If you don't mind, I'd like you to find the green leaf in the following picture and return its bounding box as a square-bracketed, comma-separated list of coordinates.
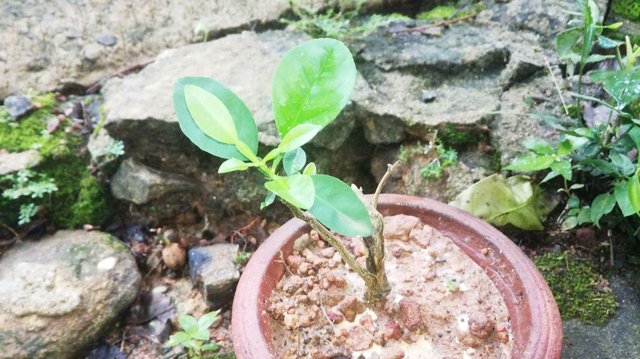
[590, 193, 616, 226]
[308, 174, 373, 237]
[576, 206, 592, 225]
[218, 158, 250, 173]
[585, 54, 614, 64]
[184, 84, 238, 144]
[173, 77, 258, 160]
[598, 36, 624, 49]
[201, 343, 220, 352]
[561, 216, 579, 231]
[197, 311, 220, 330]
[265, 174, 315, 209]
[523, 138, 553, 155]
[557, 139, 574, 156]
[589, 69, 640, 108]
[283, 148, 306, 176]
[555, 28, 581, 59]
[192, 327, 210, 341]
[550, 160, 572, 181]
[580, 0, 599, 67]
[628, 126, 640, 150]
[609, 152, 635, 176]
[505, 155, 555, 172]
[179, 315, 199, 335]
[614, 181, 636, 217]
[165, 332, 191, 347]
[260, 192, 276, 210]
[449, 174, 558, 231]
[279, 124, 322, 153]
[303, 162, 317, 176]
[628, 173, 640, 214]
[272, 38, 357, 137]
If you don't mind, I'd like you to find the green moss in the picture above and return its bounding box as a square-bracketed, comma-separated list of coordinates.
[534, 251, 617, 325]
[0, 93, 78, 158]
[101, 234, 126, 251]
[70, 174, 111, 227]
[437, 124, 483, 148]
[612, 0, 640, 21]
[417, 5, 457, 21]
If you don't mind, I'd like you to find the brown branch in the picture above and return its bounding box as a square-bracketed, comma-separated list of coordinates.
[372, 160, 401, 210]
[0, 220, 20, 247]
[390, 14, 477, 34]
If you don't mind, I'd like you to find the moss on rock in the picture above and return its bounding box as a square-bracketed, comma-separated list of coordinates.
[534, 251, 617, 325]
[612, 0, 640, 22]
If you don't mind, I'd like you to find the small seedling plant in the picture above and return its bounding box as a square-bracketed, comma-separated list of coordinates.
[165, 311, 221, 358]
[505, 0, 640, 236]
[173, 38, 390, 300]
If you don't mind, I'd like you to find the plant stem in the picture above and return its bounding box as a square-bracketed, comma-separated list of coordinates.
[285, 203, 388, 301]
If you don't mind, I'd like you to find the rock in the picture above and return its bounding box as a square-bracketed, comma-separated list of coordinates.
[381, 346, 405, 359]
[188, 244, 240, 309]
[398, 299, 422, 331]
[337, 296, 363, 322]
[110, 158, 196, 205]
[0, 0, 296, 99]
[3, 95, 33, 119]
[0, 150, 41, 175]
[162, 243, 187, 271]
[383, 214, 420, 241]
[348, 326, 374, 351]
[468, 313, 495, 339]
[95, 33, 118, 47]
[87, 129, 122, 171]
[0, 230, 140, 358]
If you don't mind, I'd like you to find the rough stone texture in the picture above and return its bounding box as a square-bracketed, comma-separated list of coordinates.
[490, 75, 560, 165]
[111, 158, 195, 205]
[0, 149, 41, 175]
[87, 129, 121, 171]
[562, 273, 640, 359]
[3, 95, 32, 119]
[0, 230, 140, 359]
[0, 0, 296, 99]
[188, 244, 240, 309]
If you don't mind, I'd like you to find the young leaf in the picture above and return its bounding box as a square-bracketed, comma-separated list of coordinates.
[165, 332, 191, 347]
[590, 193, 616, 226]
[178, 315, 199, 336]
[628, 126, 640, 150]
[523, 138, 553, 155]
[184, 85, 238, 145]
[598, 36, 624, 49]
[590, 69, 640, 108]
[279, 124, 322, 153]
[303, 162, 317, 176]
[555, 28, 581, 59]
[609, 152, 635, 176]
[628, 173, 640, 214]
[260, 192, 276, 210]
[198, 311, 220, 330]
[557, 139, 574, 157]
[265, 174, 315, 209]
[201, 343, 220, 352]
[272, 38, 357, 137]
[218, 158, 250, 173]
[283, 148, 307, 176]
[550, 160, 572, 181]
[505, 155, 555, 172]
[308, 174, 373, 237]
[174, 77, 258, 160]
[614, 181, 636, 217]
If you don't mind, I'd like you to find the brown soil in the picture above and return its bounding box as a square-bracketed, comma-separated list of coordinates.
[268, 214, 513, 359]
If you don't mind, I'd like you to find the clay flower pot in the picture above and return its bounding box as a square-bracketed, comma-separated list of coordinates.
[232, 194, 562, 358]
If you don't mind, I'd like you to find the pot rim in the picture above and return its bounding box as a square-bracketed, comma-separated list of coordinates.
[232, 194, 562, 359]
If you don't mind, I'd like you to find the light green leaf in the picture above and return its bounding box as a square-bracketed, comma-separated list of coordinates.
[585, 54, 614, 64]
[279, 124, 322, 153]
[628, 173, 640, 214]
[272, 38, 357, 137]
[598, 36, 624, 48]
[192, 327, 210, 341]
[283, 148, 306, 176]
[628, 126, 640, 150]
[165, 332, 191, 347]
[561, 216, 579, 231]
[524, 138, 553, 155]
[201, 343, 220, 352]
[505, 155, 555, 172]
[450, 174, 558, 230]
[179, 315, 199, 335]
[184, 85, 238, 145]
[197, 311, 220, 330]
[590, 193, 616, 226]
[308, 174, 373, 237]
[609, 152, 635, 176]
[590, 69, 640, 108]
[557, 139, 574, 157]
[550, 160, 572, 181]
[218, 158, 250, 173]
[174, 77, 258, 160]
[614, 181, 636, 217]
[576, 206, 592, 224]
[303, 162, 317, 176]
[265, 174, 315, 209]
[260, 192, 276, 210]
[555, 28, 581, 59]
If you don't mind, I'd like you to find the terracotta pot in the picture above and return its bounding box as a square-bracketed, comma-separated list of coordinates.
[232, 194, 562, 358]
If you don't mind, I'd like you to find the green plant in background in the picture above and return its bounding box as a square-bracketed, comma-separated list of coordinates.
[233, 251, 252, 265]
[165, 311, 221, 358]
[174, 38, 391, 300]
[284, 0, 410, 40]
[421, 143, 458, 180]
[1, 170, 57, 225]
[464, 0, 640, 237]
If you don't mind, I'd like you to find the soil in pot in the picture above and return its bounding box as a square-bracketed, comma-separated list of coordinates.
[267, 214, 513, 358]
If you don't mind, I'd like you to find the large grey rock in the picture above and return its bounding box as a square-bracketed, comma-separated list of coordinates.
[0, 150, 41, 175]
[111, 158, 195, 205]
[188, 244, 240, 309]
[0, 0, 294, 99]
[0, 230, 140, 359]
[3, 95, 32, 119]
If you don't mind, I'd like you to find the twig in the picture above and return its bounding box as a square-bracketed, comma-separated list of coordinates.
[544, 56, 570, 115]
[318, 279, 336, 333]
[279, 250, 294, 276]
[372, 160, 401, 210]
[390, 14, 477, 34]
[0, 220, 20, 246]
